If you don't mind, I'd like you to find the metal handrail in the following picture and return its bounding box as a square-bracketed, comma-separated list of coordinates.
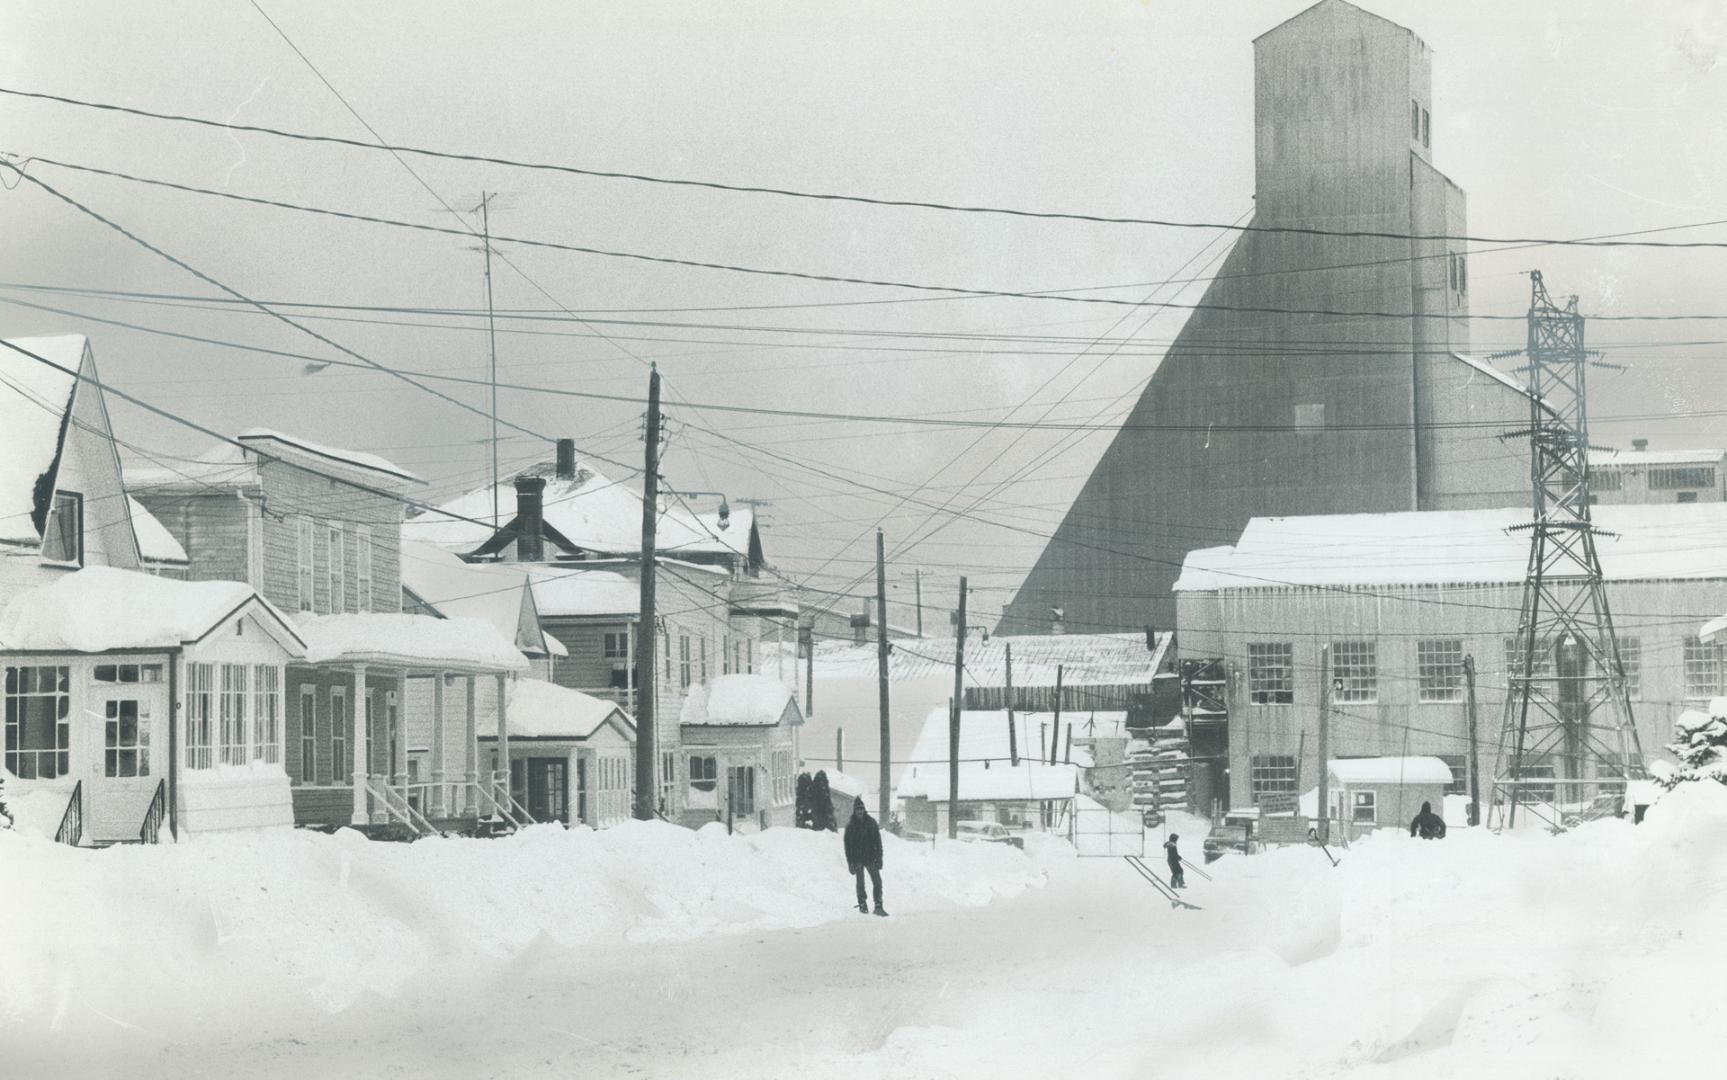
[140, 779, 167, 844]
[55, 781, 83, 847]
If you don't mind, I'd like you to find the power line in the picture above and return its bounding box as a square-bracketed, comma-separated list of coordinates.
[8, 84, 1727, 249]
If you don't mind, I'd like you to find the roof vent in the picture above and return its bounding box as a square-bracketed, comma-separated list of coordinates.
[1632, 438, 1649, 451]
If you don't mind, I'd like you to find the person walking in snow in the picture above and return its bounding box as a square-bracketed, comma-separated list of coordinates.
[1409, 801, 1447, 839]
[843, 796, 886, 916]
[1163, 833, 1186, 888]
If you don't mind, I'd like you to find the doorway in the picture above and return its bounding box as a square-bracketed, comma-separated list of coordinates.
[525, 757, 569, 824]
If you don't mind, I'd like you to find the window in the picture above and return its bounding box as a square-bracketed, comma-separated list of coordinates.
[104, 698, 151, 777]
[700, 637, 708, 681]
[94, 664, 162, 683]
[1249, 754, 1297, 804]
[722, 635, 731, 675]
[354, 525, 373, 613]
[1592, 469, 1623, 491]
[1511, 760, 1556, 804]
[4, 665, 70, 779]
[772, 749, 793, 805]
[1247, 643, 1294, 704]
[328, 524, 346, 614]
[1683, 640, 1721, 699]
[330, 687, 348, 782]
[1411, 100, 1421, 140]
[602, 632, 630, 660]
[299, 686, 317, 782]
[679, 635, 692, 690]
[219, 664, 249, 765]
[40, 491, 83, 566]
[1351, 791, 1377, 824]
[1437, 754, 1469, 796]
[1421, 108, 1430, 148]
[664, 635, 671, 682]
[1650, 465, 1715, 490]
[747, 639, 754, 674]
[1449, 253, 1458, 291]
[1504, 636, 1555, 691]
[688, 754, 717, 792]
[1618, 637, 1641, 699]
[1417, 640, 1464, 703]
[660, 749, 676, 814]
[296, 516, 315, 612]
[1458, 255, 1467, 294]
[1678, 491, 1699, 504]
[1331, 641, 1377, 703]
[252, 666, 280, 763]
[1293, 403, 1324, 432]
[727, 764, 756, 815]
[176, 662, 213, 769]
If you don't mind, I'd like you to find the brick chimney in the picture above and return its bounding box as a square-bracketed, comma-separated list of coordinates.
[556, 438, 577, 481]
[1632, 438, 1649, 451]
[514, 475, 547, 562]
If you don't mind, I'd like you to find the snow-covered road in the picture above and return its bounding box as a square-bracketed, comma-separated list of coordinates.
[6, 788, 1726, 1079]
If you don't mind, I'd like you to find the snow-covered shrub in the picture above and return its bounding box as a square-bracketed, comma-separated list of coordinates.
[1659, 695, 1727, 789]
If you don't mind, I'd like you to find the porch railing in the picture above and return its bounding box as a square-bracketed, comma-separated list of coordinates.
[55, 781, 83, 847]
[139, 779, 167, 844]
[464, 774, 533, 831]
[366, 775, 437, 837]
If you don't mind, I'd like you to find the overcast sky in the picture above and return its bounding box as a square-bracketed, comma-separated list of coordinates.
[3, 0, 1726, 620]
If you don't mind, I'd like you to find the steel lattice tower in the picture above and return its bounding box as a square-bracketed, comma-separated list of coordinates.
[1492, 271, 1646, 829]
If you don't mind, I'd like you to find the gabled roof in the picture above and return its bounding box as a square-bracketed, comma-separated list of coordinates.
[1254, 0, 1414, 46]
[897, 761, 1079, 803]
[400, 539, 562, 656]
[405, 458, 756, 564]
[680, 674, 802, 727]
[1175, 504, 1727, 592]
[483, 678, 634, 741]
[238, 429, 423, 486]
[127, 432, 420, 493]
[128, 496, 189, 567]
[0, 335, 85, 547]
[904, 707, 1111, 771]
[0, 565, 305, 654]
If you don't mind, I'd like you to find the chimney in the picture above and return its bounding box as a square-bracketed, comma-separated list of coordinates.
[514, 476, 547, 562]
[1631, 438, 1649, 452]
[555, 438, 577, 481]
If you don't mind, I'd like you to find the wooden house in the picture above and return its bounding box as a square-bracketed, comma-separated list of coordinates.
[476, 678, 635, 827]
[677, 674, 801, 830]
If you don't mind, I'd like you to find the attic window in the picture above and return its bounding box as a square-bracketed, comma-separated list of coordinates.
[41, 491, 83, 566]
[1411, 100, 1420, 140]
[1421, 108, 1430, 148]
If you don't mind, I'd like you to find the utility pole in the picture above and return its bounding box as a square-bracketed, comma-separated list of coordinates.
[1464, 654, 1481, 827]
[875, 529, 891, 822]
[1294, 730, 1307, 810]
[479, 192, 500, 530]
[1005, 643, 1018, 766]
[914, 568, 923, 638]
[633, 366, 661, 821]
[836, 728, 844, 774]
[1050, 664, 1064, 765]
[1317, 644, 1332, 844]
[949, 576, 967, 840]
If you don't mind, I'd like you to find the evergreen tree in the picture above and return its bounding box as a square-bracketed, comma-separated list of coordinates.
[1659, 700, 1727, 788]
[794, 772, 814, 829]
[811, 771, 837, 831]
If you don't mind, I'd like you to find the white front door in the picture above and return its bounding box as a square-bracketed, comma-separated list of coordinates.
[86, 670, 168, 840]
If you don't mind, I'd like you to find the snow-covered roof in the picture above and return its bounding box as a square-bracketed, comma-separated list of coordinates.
[400, 539, 556, 655]
[1174, 504, 1727, 592]
[488, 678, 632, 741]
[1593, 447, 1725, 468]
[293, 613, 527, 672]
[680, 673, 801, 727]
[124, 442, 259, 492]
[0, 566, 303, 654]
[1701, 615, 1727, 643]
[897, 761, 1079, 803]
[237, 429, 422, 485]
[822, 770, 869, 798]
[526, 565, 641, 618]
[1327, 756, 1454, 786]
[404, 459, 749, 561]
[0, 335, 84, 547]
[905, 707, 1107, 771]
[795, 631, 1168, 686]
[128, 496, 189, 566]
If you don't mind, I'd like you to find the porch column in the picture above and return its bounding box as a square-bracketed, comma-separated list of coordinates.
[495, 672, 510, 798]
[350, 663, 368, 827]
[464, 674, 478, 816]
[431, 671, 447, 818]
[393, 669, 409, 800]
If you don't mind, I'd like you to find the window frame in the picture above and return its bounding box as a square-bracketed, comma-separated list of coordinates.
[679, 635, 692, 690]
[4, 664, 71, 779]
[602, 632, 630, 661]
[1416, 639, 1464, 703]
[104, 696, 152, 778]
[1617, 636, 1641, 699]
[1330, 640, 1378, 704]
[1351, 790, 1377, 824]
[330, 685, 349, 782]
[296, 516, 316, 612]
[218, 663, 249, 766]
[354, 524, 373, 613]
[1249, 754, 1297, 804]
[299, 685, 318, 783]
[252, 665, 281, 764]
[185, 662, 216, 770]
[41, 490, 84, 567]
[1246, 642, 1294, 705]
[327, 523, 347, 615]
[1683, 640, 1721, 700]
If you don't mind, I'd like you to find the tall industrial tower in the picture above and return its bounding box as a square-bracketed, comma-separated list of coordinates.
[1493, 271, 1646, 828]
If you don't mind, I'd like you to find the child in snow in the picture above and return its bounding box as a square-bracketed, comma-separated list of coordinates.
[843, 796, 887, 916]
[1409, 801, 1447, 839]
[1164, 834, 1186, 888]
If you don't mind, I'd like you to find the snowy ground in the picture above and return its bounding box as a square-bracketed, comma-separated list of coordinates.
[4, 787, 1725, 1079]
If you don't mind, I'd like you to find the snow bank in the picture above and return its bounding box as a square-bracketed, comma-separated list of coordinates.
[0, 820, 1045, 1023]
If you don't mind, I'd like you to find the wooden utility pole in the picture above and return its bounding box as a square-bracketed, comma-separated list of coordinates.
[1317, 644, 1332, 844]
[1050, 664, 1064, 765]
[949, 576, 967, 839]
[805, 625, 815, 724]
[875, 529, 891, 821]
[1295, 729, 1307, 810]
[836, 728, 845, 774]
[1005, 643, 1019, 766]
[632, 366, 661, 820]
[914, 568, 923, 638]
[1464, 654, 1481, 827]
[479, 192, 500, 530]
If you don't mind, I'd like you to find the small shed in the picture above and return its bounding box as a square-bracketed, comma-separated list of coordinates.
[678, 674, 802, 830]
[476, 678, 634, 828]
[896, 761, 1080, 837]
[1325, 756, 1452, 833]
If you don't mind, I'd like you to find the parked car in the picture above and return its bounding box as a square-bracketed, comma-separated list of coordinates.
[1202, 823, 1251, 863]
[1560, 792, 1625, 830]
[954, 821, 1025, 849]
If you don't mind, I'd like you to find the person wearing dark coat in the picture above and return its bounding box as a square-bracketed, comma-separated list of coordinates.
[843, 796, 886, 915]
[1163, 834, 1186, 888]
[1409, 801, 1448, 839]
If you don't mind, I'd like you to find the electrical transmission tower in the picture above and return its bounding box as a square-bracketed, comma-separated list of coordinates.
[1492, 271, 1645, 829]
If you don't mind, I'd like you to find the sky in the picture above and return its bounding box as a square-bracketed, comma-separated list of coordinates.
[3, 0, 1726, 624]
